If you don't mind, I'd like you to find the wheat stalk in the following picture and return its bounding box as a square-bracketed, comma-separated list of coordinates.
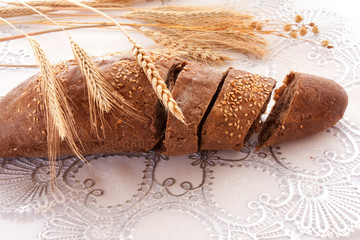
[141, 26, 267, 61]
[0, 17, 85, 183]
[9, 0, 134, 8]
[122, 6, 268, 60]
[1, 0, 131, 19]
[0, 23, 109, 43]
[67, 0, 186, 124]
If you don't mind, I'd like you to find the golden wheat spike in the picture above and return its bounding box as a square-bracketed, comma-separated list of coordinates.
[0, 5, 53, 18]
[0, 17, 86, 183]
[142, 29, 231, 63]
[70, 39, 146, 135]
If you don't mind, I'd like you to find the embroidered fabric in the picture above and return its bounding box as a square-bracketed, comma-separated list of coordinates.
[0, 0, 359, 239]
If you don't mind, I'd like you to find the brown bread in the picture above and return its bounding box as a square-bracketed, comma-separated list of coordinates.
[200, 69, 276, 151]
[162, 62, 225, 156]
[0, 56, 348, 158]
[257, 72, 348, 149]
[0, 54, 180, 157]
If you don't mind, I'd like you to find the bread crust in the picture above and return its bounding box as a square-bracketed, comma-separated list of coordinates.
[258, 72, 348, 148]
[201, 69, 276, 151]
[162, 62, 224, 156]
[0, 54, 179, 157]
[0, 59, 348, 157]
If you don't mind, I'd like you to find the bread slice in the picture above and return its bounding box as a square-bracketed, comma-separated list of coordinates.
[200, 69, 276, 151]
[0, 54, 180, 157]
[257, 72, 348, 149]
[161, 62, 225, 156]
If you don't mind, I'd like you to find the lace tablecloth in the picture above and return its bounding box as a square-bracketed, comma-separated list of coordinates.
[0, 0, 360, 239]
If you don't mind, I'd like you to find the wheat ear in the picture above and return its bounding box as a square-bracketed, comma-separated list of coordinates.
[17, 0, 144, 136]
[67, 0, 186, 124]
[70, 39, 146, 136]
[0, 6, 53, 18]
[0, 17, 85, 182]
[142, 29, 230, 63]
[123, 7, 247, 23]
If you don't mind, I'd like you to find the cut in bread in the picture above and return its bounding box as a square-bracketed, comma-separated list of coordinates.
[257, 72, 348, 149]
[200, 69, 276, 151]
[161, 62, 225, 156]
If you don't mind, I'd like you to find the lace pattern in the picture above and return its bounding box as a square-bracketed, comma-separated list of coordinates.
[0, 0, 360, 239]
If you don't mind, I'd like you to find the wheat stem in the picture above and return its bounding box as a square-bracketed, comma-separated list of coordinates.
[0, 23, 108, 42]
[0, 64, 38, 67]
[16, 0, 70, 37]
[66, 0, 186, 124]
[8, 0, 134, 7]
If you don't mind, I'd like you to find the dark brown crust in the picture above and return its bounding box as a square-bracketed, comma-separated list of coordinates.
[162, 62, 224, 156]
[0, 61, 348, 158]
[257, 72, 348, 148]
[0, 54, 179, 157]
[200, 69, 276, 151]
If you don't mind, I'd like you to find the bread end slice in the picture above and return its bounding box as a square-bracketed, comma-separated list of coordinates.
[257, 72, 348, 149]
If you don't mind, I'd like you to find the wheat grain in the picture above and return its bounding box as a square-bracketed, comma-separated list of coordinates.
[0, 6, 53, 18]
[132, 42, 186, 123]
[124, 7, 252, 24]
[0, 17, 85, 184]
[67, 0, 186, 124]
[30, 36, 86, 183]
[70, 39, 144, 136]
[29, 37, 84, 159]
[123, 6, 268, 59]
[142, 26, 267, 61]
[143, 29, 230, 62]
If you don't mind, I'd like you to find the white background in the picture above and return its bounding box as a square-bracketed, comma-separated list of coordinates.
[0, 0, 359, 239]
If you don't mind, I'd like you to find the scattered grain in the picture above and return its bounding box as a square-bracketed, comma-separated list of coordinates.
[312, 26, 319, 34]
[295, 14, 303, 23]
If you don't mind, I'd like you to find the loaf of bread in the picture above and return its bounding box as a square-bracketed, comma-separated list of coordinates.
[257, 72, 348, 149]
[0, 55, 348, 158]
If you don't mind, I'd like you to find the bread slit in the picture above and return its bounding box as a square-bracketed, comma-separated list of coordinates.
[243, 81, 275, 145]
[257, 73, 296, 147]
[151, 61, 187, 152]
[196, 68, 230, 150]
[200, 69, 276, 151]
[161, 63, 225, 156]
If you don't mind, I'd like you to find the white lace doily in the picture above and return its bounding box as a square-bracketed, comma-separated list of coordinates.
[0, 0, 360, 239]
